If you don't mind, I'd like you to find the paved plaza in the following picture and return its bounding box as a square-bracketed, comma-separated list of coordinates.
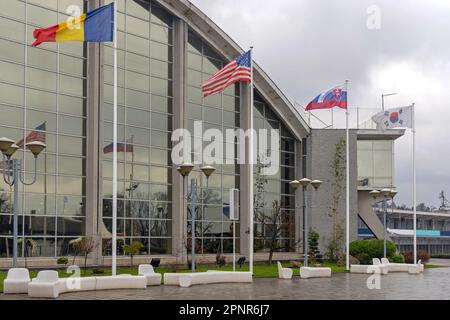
[1, 267, 450, 300]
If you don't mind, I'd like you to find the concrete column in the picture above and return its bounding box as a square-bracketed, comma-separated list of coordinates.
[171, 18, 188, 263]
[239, 83, 252, 257]
[85, 0, 102, 265]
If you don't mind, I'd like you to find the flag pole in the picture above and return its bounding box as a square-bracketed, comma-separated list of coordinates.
[345, 80, 350, 271]
[112, 0, 118, 276]
[412, 103, 417, 263]
[249, 47, 254, 274]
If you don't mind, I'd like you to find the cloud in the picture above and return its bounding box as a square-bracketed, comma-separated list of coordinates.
[190, 0, 450, 206]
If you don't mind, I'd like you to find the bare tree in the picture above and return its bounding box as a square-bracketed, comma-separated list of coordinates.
[70, 237, 98, 274]
[254, 200, 295, 264]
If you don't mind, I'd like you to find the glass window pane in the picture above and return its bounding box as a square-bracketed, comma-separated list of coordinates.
[0, 83, 24, 106]
[0, 61, 24, 85]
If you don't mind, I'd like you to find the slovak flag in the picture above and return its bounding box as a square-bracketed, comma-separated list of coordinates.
[305, 85, 348, 111]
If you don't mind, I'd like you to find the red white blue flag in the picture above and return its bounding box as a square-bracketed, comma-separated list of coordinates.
[202, 50, 252, 97]
[305, 85, 347, 111]
[103, 142, 133, 154]
[16, 122, 46, 149]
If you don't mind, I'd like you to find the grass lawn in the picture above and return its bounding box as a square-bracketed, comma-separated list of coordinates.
[0, 261, 346, 293]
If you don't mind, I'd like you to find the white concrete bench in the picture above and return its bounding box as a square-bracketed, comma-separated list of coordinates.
[178, 271, 252, 288]
[27, 271, 147, 298]
[371, 258, 389, 274]
[408, 265, 421, 274]
[3, 268, 31, 294]
[163, 272, 184, 285]
[95, 275, 147, 290]
[28, 271, 60, 299]
[58, 277, 97, 293]
[350, 265, 370, 274]
[277, 262, 293, 279]
[350, 264, 388, 275]
[138, 264, 162, 286]
[300, 267, 331, 279]
[381, 258, 424, 273]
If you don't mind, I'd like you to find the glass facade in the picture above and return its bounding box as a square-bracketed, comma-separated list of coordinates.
[0, 0, 304, 259]
[0, 0, 87, 258]
[186, 29, 241, 254]
[102, 0, 173, 255]
[253, 92, 296, 253]
[357, 140, 393, 188]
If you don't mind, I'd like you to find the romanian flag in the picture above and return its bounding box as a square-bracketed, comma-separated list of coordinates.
[32, 3, 114, 47]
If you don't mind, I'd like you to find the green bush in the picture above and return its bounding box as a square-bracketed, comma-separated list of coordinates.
[390, 253, 405, 263]
[355, 253, 371, 265]
[350, 239, 396, 262]
[367, 239, 396, 258]
[349, 240, 369, 257]
[57, 256, 69, 265]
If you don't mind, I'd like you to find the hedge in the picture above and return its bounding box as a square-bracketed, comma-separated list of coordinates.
[350, 239, 396, 263]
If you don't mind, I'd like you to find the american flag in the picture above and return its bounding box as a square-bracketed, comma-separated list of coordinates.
[103, 141, 134, 154]
[16, 122, 46, 149]
[202, 50, 252, 97]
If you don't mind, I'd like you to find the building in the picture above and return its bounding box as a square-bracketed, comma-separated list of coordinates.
[0, 0, 404, 267]
[359, 208, 450, 256]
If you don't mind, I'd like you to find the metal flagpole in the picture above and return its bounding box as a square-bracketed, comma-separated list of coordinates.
[345, 80, 350, 271]
[112, 0, 118, 276]
[331, 108, 334, 129]
[412, 103, 417, 263]
[249, 47, 254, 274]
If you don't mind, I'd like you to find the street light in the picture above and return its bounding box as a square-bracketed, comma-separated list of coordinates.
[381, 92, 397, 111]
[290, 177, 322, 267]
[370, 190, 380, 200]
[371, 188, 396, 258]
[177, 163, 194, 177]
[199, 165, 215, 256]
[177, 163, 215, 272]
[0, 137, 14, 152]
[0, 137, 46, 267]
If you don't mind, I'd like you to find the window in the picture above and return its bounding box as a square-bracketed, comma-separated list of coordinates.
[357, 140, 394, 188]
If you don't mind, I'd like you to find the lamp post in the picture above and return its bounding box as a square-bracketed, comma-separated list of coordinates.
[371, 188, 396, 258]
[177, 163, 215, 272]
[0, 137, 46, 267]
[200, 165, 215, 257]
[381, 92, 397, 111]
[380, 188, 392, 258]
[290, 178, 322, 267]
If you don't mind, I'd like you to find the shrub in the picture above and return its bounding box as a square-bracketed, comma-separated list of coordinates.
[355, 253, 371, 265]
[403, 250, 430, 264]
[337, 254, 360, 266]
[122, 241, 144, 266]
[349, 240, 369, 257]
[350, 239, 396, 262]
[308, 229, 322, 264]
[57, 256, 69, 265]
[390, 253, 405, 263]
[367, 239, 396, 258]
[216, 254, 226, 267]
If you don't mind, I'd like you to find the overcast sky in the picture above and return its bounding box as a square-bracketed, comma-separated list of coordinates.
[190, 0, 450, 208]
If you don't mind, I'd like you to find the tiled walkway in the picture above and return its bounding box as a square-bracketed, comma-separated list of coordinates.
[2, 267, 449, 300]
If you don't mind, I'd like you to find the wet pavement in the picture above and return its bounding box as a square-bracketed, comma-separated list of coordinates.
[2, 267, 449, 300]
